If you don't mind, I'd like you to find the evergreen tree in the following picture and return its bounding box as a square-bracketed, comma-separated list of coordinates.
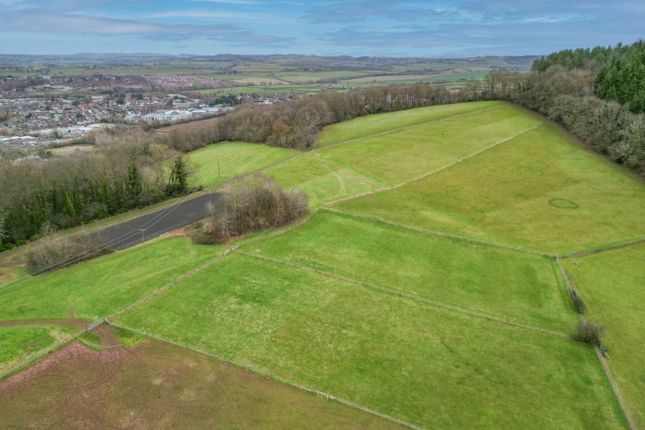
[126, 157, 142, 205]
[167, 155, 189, 196]
[533, 40, 644, 113]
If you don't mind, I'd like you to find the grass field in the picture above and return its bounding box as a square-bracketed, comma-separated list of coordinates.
[336, 121, 645, 254]
[563, 244, 645, 428]
[340, 70, 488, 85]
[266, 101, 542, 207]
[1, 329, 401, 430]
[315, 100, 499, 147]
[252, 210, 575, 332]
[1, 100, 642, 428]
[186, 142, 297, 188]
[117, 255, 626, 429]
[0, 327, 68, 372]
[0, 237, 219, 321]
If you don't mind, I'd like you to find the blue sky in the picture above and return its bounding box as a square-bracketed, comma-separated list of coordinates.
[0, 0, 643, 57]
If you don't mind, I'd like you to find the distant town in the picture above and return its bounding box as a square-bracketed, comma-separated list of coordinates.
[0, 53, 534, 154]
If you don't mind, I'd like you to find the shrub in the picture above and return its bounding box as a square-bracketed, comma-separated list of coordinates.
[191, 175, 308, 244]
[571, 321, 604, 347]
[188, 221, 219, 245]
[26, 226, 106, 275]
[570, 289, 586, 315]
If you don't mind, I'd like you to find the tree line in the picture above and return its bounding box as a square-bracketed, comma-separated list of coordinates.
[532, 40, 644, 113]
[162, 83, 482, 152]
[486, 66, 644, 175]
[0, 131, 190, 251]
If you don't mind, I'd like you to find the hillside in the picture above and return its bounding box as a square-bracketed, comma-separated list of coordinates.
[2, 102, 644, 428]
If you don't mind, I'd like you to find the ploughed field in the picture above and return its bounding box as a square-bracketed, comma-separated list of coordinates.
[2, 101, 644, 429]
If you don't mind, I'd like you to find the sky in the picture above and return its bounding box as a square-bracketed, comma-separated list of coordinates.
[0, 0, 643, 58]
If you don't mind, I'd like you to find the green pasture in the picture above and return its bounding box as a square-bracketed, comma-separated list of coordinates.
[316, 100, 500, 147]
[0, 238, 219, 321]
[253, 210, 575, 331]
[0, 326, 72, 373]
[338, 123, 645, 254]
[117, 254, 626, 429]
[186, 142, 297, 188]
[265, 153, 382, 207]
[563, 244, 645, 427]
[267, 102, 541, 207]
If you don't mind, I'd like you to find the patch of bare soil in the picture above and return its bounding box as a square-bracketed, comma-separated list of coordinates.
[0, 267, 17, 285]
[0, 326, 403, 429]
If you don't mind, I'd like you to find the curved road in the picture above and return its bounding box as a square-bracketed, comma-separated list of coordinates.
[90, 193, 221, 251]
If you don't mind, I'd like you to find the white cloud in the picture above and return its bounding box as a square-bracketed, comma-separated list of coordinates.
[147, 9, 286, 22]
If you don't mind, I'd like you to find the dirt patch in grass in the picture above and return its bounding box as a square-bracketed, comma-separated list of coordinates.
[0, 325, 402, 429]
[0, 266, 17, 285]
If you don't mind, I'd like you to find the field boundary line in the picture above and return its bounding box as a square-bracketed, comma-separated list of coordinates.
[555, 257, 577, 298]
[555, 257, 636, 430]
[106, 321, 423, 430]
[109, 243, 241, 320]
[325, 123, 542, 207]
[321, 207, 556, 258]
[594, 348, 637, 430]
[560, 237, 645, 259]
[241, 252, 569, 339]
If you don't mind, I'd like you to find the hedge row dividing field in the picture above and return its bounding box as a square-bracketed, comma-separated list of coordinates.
[2, 101, 643, 428]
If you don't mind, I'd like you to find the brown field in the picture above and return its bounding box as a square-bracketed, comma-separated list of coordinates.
[341, 74, 435, 83]
[49, 144, 95, 156]
[155, 117, 218, 134]
[0, 325, 403, 429]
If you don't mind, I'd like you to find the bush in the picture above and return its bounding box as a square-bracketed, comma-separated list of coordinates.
[26, 227, 106, 275]
[191, 175, 308, 244]
[570, 289, 586, 315]
[571, 321, 604, 347]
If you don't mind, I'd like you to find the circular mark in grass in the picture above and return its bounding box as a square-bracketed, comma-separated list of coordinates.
[548, 198, 579, 209]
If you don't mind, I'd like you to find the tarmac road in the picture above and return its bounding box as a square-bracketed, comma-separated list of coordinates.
[90, 193, 221, 251]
